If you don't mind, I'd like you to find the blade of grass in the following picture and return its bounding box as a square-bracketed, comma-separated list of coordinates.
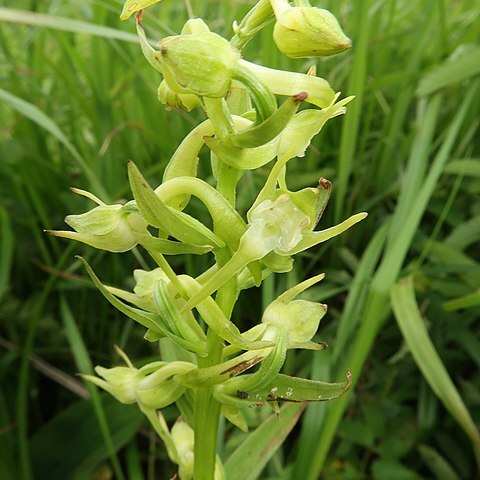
[60, 296, 126, 480]
[16, 247, 75, 480]
[304, 80, 479, 479]
[0, 206, 14, 302]
[0, 7, 139, 43]
[391, 278, 480, 469]
[334, 0, 371, 220]
[0, 88, 107, 199]
[224, 403, 305, 480]
[417, 44, 480, 97]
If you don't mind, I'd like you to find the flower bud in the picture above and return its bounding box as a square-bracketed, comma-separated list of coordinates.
[49, 202, 148, 253]
[89, 365, 138, 404]
[262, 274, 327, 344]
[171, 419, 195, 479]
[84, 357, 195, 409]
[133, 268, 169, 310]
[273, 7, 351, 58]
[157, 32, 240, 97]
[263, 299, 327, 343]
[158, 80, 200, 112]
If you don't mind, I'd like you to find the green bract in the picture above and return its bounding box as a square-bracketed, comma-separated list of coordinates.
[50, 2, 363, 478]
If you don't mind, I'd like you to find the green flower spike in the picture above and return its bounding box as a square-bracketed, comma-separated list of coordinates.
[47, 188, 147, 253]
[270, 0, 351, 58]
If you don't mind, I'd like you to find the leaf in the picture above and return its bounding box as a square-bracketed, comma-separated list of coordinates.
[443, 290, 480, 311]
[0, 206, 14, 302]
[60, 298, 128, 480]
[216, 371, 351, 409]
[30, 396, 143, 480]
[391, 278, 480, 454]
[417, 45, 480, 97]
[444, 159, 480, 178]
[224, 403, 305, 480]
[0, 87, 107, 199]
[0, 7, 140, 43]
[418, 445, 461, 480]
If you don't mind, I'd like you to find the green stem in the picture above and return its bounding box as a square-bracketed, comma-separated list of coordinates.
[194, 330, 224, 479]
[231, 63, 276, 123]
[203, 97, 235, 141]
[193, 248, 237, 479]
[230, 0, 275, 50]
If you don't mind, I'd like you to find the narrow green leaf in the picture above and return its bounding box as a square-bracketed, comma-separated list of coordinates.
[0, 87, 107, 199]
[307, 82, 479, 479]
[30, 396, 142, 480]
[418, 444, 461, 480]
[391, 278, 480, 453]
[0, 7, 139, 43]
[444, 159, 480, 178]
[443, 290, 480, 311]
[0, 206, 14, 302]
[218, 371, 351, 409]
[78, 256, 163, 333]
[417, 45, 480, 97]
[224, 403, 305, 480]
[60, 298, 128, 480]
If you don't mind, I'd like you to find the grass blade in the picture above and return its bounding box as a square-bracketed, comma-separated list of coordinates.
[0, 87, 107, 199]
[0, 7, 139, 43]
[60, 297, 127, 480]
[391, 278, 480, 467]
[224, 403, 304, 480]
[304, 80, 479, 479]
[417, 44, 480, 97]
[0, 206, 14, 302]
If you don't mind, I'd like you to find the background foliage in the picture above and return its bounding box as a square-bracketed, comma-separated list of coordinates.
[1, 0, 479, 478]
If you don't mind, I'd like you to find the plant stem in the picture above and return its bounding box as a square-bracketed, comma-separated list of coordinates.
[194, 245, 237, 478]
[194, 330, 223, 479]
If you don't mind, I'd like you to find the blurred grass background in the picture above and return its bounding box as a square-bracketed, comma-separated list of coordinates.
[1, 0, 479, 478]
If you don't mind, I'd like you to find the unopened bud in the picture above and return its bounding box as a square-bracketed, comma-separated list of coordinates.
[49, 202, 147, 253]
[262, 274, 327, 344]
[273, 7, 351, 58]
[158, 79, 200, 111]
[157, 32, 240, 97]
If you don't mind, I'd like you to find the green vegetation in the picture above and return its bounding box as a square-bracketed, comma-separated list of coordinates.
[1, 1, 479, 478]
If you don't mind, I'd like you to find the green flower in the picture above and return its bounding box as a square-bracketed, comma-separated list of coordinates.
[83, 348, 195, 409]
[47, 189, 147, 253]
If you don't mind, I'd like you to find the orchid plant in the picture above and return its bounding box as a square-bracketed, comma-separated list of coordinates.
[50, 1, 365, 478]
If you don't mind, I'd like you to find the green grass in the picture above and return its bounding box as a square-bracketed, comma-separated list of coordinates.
[1, 0, 479, 478]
